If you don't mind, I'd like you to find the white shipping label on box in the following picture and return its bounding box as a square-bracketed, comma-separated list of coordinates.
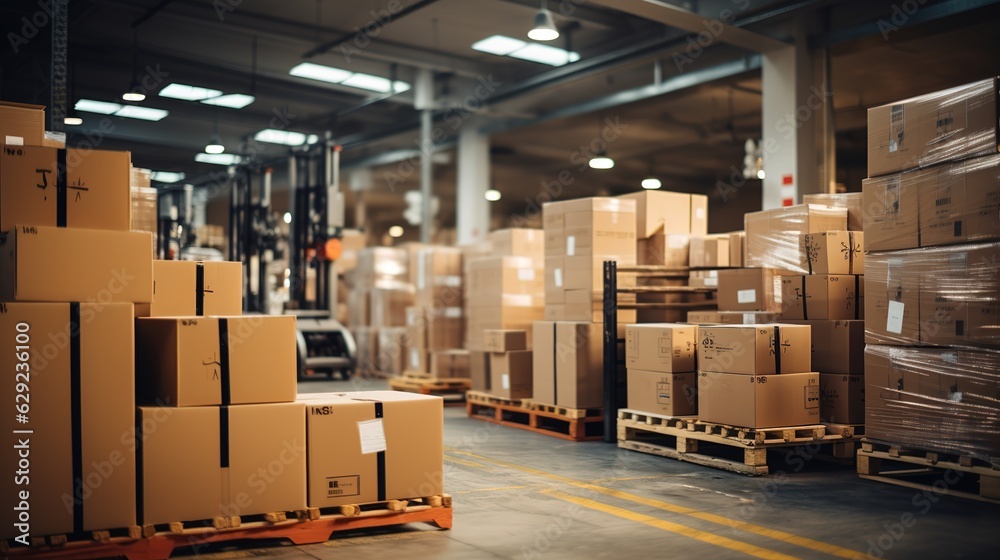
[566, 236, 576, 256]
[502, 373, 510, 390]
[410, 348, 420, 368]
[443, 307, 462, 318]
[518, 268, 536, 281]
[886, 301, 905, 334]
[5, 135, 24, 146]
[358, 419, 387, 454]
[554, 268, 563, 288]
[696, 208, 706, 219]
[737, 289, 757, 304]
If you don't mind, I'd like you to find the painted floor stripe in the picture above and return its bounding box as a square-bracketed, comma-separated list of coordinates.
[446, 448, 863, 559]
[451, 485, 529, 495]
[444, 455, 493, 470]
[542, 489, 801, 560]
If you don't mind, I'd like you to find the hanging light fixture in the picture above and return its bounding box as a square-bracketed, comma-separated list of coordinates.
[205, 108, 224, 154]
[122, 30, 146, 102]
[641, 159, 660, 189]
[528, 1, 559, 41]
[589, 151, 614, 169]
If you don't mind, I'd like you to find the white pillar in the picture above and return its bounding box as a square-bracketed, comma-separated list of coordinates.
[456, 121, 490, 245]
[761, 28, 822, 209]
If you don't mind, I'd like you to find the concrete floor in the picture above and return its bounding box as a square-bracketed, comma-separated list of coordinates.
[182, 379, 1000, 559]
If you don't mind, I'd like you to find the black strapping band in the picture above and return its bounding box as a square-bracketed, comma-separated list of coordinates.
[195, 262, 205, 316]
[772, 326, 781, 373]
[219, 406, 230, 469]
[57, 149, 68, 227]
[854, 275, 861, 320]
[551, 323, 558, 405]
[135, 410, 144, 524]
[800, 277, 808, 320]
[70, 302, 83, 533]
[374, 402, 386, 501]
[219, 318, 231, 406]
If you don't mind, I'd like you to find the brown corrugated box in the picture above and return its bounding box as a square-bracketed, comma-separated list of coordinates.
[136, 260, 243, 317]
[862, 171, 919, 251]
[532, 321, 557, 405]
[627, 370, 697, 417]
[489, 350, 533, 400]
[918, 242, 1000, 347]
[867, 77, 999, 178]
[562, 200, 636, 259]
[803, 193, 864, 231]
[624, 324, 696, 373]
[686, 310, 780, 325]
[918, 153, 1000, 247]
[484, 329, 527, 352]
[470, 350, 490, 392]
[803, 231, 864, 275]
[413, 246, 463, 308]
[638, 232, 689, 267]
[689, 235, 730, 268]
[0, 101, 45, 146]
[1, 303, 135, 539]
[0, 225, 153, 303]
[728, 231, 745, 267]
[618, 191, 708, 238]
[545, 256, 565, 304]
[780, 274, 864, 321]
[489, 228, 544, 259]
[1, 145, 132, 231]
[716, 268, 781, 312]
[819, 374, 865, 424]
[370, 283, 415, 328]
[406, 307, 464, 351]
[465, 301, 544, 350]
[138, 402, 306, 525]
[430, 349, 471, 379]
[376, 327, 408, 375]
[353, 326, 378, 371]
[688, 269, 719, 289]
[785, 320, 864, 374]
[744, 204, 847, 273]
[697, 324, 811, 375]
[466, 257, 545, 301]
[301, 391, 442, 508]
[555, 321, 604, 409]
[698, 371, 820, 428]
[864, 251, 920, 345]
[136, 315, 297, 406]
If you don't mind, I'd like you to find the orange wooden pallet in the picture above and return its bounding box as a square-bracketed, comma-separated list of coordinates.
[466, 393, 604, 442]
[3, 496, 452, 560]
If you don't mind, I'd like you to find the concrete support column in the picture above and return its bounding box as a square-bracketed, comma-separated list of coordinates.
[456, 120, 490, 245]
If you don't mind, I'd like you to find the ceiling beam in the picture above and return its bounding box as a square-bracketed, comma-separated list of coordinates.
[302, 0, 444, 59]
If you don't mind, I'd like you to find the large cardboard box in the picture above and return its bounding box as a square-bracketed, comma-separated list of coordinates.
[698, 372, 820, 428]
[785, 320, 864, 374]
[555, 322, 604, 409]
[697, 324, 811, 375]
[137, 260, 243, 317]
[489, 350, 533, 400]
[624, 324, 696, 373]
[430, 349, 470, 379]
[1, 303, 135, 539]
[531, 321, 557, 405]
[376, 327, 408, 375]
[686, 311, 780, 325]
[638, 232, 689, 267]
[865, 251, 920, 345]
[0, 225, 153, 303]
[627, 370, 697, 417]
[867, 77, 999, 178]
[413, 247, 463, 308]
[302, 391, 443, 507]
[1, 145, 131, 231]
[803, 193, 864, 231]
[919, 242, 1000, 347]
[819, 374, 865, 424]
[465, 301, 544, 350]
[562, 201, 636, 259]
[618, 191, 707, 237]
[466, 257, 545, 301]
[863, 171, 920, 251]
[689, 235, 730, 268]
[0, 101, 45, 146]
[489, 228, 544, 259]
[370, 284, 416, 328]
[545, 256, 565, 304]
[136, 315, 297, 406]
[728, 231, 745, 267]
[138, 402, 306, 525]
[716, 268, 781, 312]
[744, 204, 847, 273]
[780, 274, 864, 321]
[470, 350, 490, 392]
[406, 307, 463, 351]
[803, 231, 864, 275]
[918, 154, 1000, 247]
[484, 329, 527, 352]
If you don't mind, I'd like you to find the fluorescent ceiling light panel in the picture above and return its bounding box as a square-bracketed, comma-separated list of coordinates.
[113, 105, 169, 121]
[195, 153, 242, 165]
[472, 35, 526, 56]
[200, 93, 256, 108]
[149, 171, 186, 183]
[75, 99, 122, 114]
[159, 83, 222, 101]
[508, 42, 580, 66]
[289, 62, 352, 84]
[254, 129, 309, 146]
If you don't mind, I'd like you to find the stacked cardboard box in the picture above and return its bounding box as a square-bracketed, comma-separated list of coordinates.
[863, 78, 1000, 459]
[624, 324, 697, 417]
[0, 102, 155, 540]
[345, 247, 413, 373]
[402, 246, 464, 376]
[696, 324, 820, 428]
[744, 203, 848, 274]
[484, 330, 532, 399]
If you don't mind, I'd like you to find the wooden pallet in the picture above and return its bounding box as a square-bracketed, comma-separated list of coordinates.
[822, 423, 865, 439]
[389, 374, 471, 402]
[2, 496, 452, 560]
[521, 399, 603, 419]
[465, 390, 526, 407]
[466, 398, 604, 442]
[617, 409, 858, 476]
[857, 439, 1000, 504]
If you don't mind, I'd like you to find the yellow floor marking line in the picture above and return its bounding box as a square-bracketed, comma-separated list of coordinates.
[451, 485, 529, 494]
[447, 449, 862, 559]
[591, 475, 674, 482]
[542, 489, 801, 560]
[444, 455, 493, 470]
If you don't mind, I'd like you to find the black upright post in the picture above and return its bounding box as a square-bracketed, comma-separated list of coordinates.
[49, 0, 68, 133]
[603, 260, 618, 443]
[242, 169, 253, 312]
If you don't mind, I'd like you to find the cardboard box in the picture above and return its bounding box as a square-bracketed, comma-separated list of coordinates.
[780, 275, 864, 321]
[370, 284, 416, 328]
[532, 321, 557, 405]
[466, 257, 545, 302]
[430, 350, 470, 379]
[728, 231, 745, 267]
[689, 235, 730, 268]
[745, 204, 847, 272]
[376, 327, 408, 375]
[638, 232, 689, 267]
[489, 350, 533, 400]
[0, 101, 45, 146]
[564, 288, 637, 323]
[919, 242, 1000, 347]
[819, 374, 865, 424]
[138, 402, 306, 525]
[627, 370, 697, 417]
[414, 247, 463, 307]
[484, 329, 528, 352]
[686, 311, 780, 325]
[864, 251, 920, 345]
[545, 256, 565, 304]
[918, 154, 1000, 247]
[785, 320, 864, 374]
[1, 303, 135, 539]
[543, 304, 564, 321]
[136, 260, 243, 317]
[302, 391, 442, 508]
[863, 172, 920, 251]
[1, 145, 132, 231]
[136, 315, 297, 406]
[697, 324, 811, 375]
[803, 193, 864, 232]
[490, 228, 544, 259]
[688, 269, 719, 289]
[698, 371, 820, 428]
[716, 268, 781, 312]
[618, 191, 707, 237]
[556, 322, 604, 409]
[470, 350, 490, 392]
[563, 255, 637, 295]
[691, 195, 708, 236]
[406, 307, 464, 351]
[867, 77, 999, 178]
[562, 205, 636, 259]
[0, 225, 153, 303]
[465, 302, 544, 350]
[803, 231, 864, 275]
[624, 324, 696, 373]
[406, 346, 430, 373]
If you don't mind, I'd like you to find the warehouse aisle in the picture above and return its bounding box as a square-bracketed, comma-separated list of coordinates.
[184, 380, 1000, 559]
